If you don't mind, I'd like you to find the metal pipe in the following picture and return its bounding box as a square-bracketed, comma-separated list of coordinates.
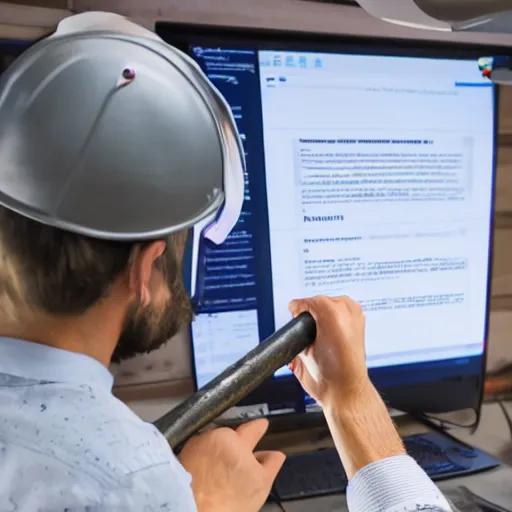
[154, 312, 316, 451]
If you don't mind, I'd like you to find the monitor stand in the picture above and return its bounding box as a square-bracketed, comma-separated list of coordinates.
[216, 401, 408, 434]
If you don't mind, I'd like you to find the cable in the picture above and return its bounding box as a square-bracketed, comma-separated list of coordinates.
[410, 407, 480, 436]
[268, 491, 287, 511]
[407, 411, 481, 450]
[498, 400, 512, 437]
[411, 400, 512, 451]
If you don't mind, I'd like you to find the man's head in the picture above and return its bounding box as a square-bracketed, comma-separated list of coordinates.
[0, 205, 193, 363]
[0, 13, 245, 364]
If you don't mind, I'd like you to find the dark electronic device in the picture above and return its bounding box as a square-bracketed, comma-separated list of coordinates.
[273, 431, 501, 501]
[156, 22, 500, 420]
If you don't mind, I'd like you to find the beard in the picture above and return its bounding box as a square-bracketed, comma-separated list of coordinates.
[110, 239, 194, 364]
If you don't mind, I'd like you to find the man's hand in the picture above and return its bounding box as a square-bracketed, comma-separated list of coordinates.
[289, 295, 368, 409]
[289, 295, 405, 479]
[178, 419, 285, 512]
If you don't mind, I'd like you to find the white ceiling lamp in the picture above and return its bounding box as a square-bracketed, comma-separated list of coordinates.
[356, 0, 512, 34]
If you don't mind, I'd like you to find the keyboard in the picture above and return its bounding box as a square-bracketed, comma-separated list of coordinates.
[272, 431, 501, 501]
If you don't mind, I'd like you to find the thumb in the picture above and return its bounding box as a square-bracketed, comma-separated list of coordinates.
[236, 419, 269, 451]
[255, 451, 286, 480]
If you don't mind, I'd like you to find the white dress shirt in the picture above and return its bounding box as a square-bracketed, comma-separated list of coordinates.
[348, 455, 453, 511]
[0, 338, 452, 511]
[0, 338, 196, 511]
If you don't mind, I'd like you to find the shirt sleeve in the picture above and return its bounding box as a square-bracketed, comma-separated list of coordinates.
[346, 455, 453, 512]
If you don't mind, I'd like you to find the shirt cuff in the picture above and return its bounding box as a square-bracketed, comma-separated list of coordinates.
[346, 455, 452, 512]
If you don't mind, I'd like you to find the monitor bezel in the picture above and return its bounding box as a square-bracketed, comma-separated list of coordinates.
[156, 21, 501, 417]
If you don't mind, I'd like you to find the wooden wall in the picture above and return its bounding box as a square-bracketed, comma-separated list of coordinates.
[72, 0, 512, 46]
[485, 89, 512, 379]
[0, 1, 70, 39]
[1, 0, 68, 8]
[493, 88, 512, 310]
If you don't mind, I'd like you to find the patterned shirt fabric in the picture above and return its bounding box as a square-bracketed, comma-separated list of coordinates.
[347, 454, 453, 511]
[0, 338, 196, 511]
[0, 338, 452, 511]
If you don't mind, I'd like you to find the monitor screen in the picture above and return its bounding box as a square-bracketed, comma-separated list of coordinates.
[157, 25, 499, 414]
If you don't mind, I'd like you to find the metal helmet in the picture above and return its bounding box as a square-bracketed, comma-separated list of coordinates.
[0, 12, 245, 244]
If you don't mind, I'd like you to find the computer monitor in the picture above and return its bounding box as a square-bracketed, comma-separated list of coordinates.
[156, 23, 501, 415]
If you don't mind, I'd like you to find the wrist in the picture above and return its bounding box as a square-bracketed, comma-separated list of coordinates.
[322, 381, 406, 479]
[322, 376, 375, 415]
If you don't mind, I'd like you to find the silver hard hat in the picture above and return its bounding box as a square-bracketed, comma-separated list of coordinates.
[0, 12, 245, 243]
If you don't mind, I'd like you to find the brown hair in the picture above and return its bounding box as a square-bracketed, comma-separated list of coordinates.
[0, 205, 153, 320]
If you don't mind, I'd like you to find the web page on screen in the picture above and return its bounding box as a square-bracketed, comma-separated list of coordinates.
[259, 51, 494, 372]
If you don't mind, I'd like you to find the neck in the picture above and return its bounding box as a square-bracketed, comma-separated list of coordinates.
[0, 303, 125, 367]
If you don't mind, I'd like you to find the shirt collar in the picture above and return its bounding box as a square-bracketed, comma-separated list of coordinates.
[0, 338, 114, 391]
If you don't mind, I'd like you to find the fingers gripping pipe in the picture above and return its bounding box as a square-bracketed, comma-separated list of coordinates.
[153, 313, 316, 451]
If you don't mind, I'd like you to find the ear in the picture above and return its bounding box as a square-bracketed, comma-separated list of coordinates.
[128, 241, 166, 306]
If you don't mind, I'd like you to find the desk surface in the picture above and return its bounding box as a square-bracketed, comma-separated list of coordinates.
[262, 401, 512, 511]
[127, 398, 512, 511]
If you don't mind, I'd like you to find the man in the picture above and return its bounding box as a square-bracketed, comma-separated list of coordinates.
[0, 12, 452, 512]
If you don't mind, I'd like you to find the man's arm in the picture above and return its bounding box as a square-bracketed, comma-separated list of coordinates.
[324, 385, 451, 512]
[288, 296, 452, 512]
